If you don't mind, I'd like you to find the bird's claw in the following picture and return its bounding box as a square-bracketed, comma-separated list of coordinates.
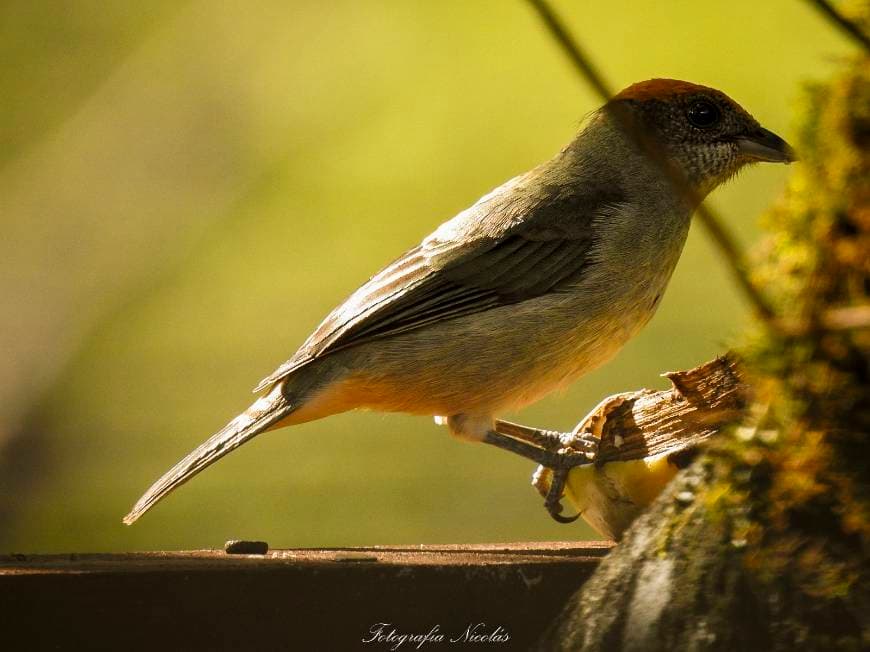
[543, 467, 581, 523]
[531, 439, 596, 524]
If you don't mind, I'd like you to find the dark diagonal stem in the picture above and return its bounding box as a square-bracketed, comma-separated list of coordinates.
[806, 0, 870, 52]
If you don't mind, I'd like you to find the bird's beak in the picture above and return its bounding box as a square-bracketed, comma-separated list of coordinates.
[736, 127, 797, 163]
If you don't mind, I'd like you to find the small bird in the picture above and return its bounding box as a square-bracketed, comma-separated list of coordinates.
[124, 79, 795, 525]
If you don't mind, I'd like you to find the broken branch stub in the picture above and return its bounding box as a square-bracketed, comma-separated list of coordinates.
[594, 354, 750, 464]
[534, 355, 751, 537]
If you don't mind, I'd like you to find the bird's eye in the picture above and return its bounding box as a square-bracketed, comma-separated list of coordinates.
[687, 100, 721, 128]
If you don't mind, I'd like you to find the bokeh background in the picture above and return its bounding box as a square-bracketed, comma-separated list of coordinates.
[0, 1, 853, 552]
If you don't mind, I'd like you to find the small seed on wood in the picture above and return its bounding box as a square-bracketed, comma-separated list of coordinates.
[224, 540, 269, 555]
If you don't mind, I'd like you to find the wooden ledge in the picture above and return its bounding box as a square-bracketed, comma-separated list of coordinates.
[0, 541, 612, 574]
[1, 542, 611, 651]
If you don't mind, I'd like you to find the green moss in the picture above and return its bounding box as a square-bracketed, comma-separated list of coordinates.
[708, 54, 869, 643]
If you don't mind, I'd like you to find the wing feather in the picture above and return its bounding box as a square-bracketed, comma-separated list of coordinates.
[254, 171, 625, 392]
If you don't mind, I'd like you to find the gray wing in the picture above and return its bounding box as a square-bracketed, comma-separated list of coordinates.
[254, 172, 623, 392]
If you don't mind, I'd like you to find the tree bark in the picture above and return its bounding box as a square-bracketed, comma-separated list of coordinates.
[537, 463, 776, 651]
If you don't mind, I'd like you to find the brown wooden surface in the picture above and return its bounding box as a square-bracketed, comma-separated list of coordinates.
[593, 354, 748, 463]
[0, 542, 611, 651]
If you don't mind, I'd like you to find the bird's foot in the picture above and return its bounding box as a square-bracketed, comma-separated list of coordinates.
[529, 393, 636, 523]
[483, 422, 599, 524]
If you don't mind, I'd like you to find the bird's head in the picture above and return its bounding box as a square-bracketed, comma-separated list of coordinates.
[605, 79, 796, 198]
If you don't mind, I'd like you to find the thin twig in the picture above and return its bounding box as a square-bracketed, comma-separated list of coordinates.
[524, 0, 777, 322]
[694, 205, 774, 320]
[806, 0, 870, 52]
[524, 0, 613, 98]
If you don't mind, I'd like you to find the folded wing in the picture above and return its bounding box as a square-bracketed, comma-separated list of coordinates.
[255, 172, 623, 392]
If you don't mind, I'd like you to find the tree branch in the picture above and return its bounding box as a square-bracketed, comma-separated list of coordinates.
[805, 0, 870, 53]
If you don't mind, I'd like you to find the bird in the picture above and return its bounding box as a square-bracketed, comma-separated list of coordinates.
[124, 79, 795, 525]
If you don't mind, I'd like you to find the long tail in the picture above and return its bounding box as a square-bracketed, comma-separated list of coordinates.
[123, 384, 293, 525]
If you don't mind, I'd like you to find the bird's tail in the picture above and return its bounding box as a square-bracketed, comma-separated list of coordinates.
[123, 383, 293, 525]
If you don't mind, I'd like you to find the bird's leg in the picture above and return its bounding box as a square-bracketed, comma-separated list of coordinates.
[494, 419, 598, 453]
[482, 430, 594, 470]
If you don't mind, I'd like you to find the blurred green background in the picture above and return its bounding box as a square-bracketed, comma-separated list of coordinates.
[0, 1, 853, 552]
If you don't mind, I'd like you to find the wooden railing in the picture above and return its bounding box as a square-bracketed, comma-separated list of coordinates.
[0, 542, 611, 651]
